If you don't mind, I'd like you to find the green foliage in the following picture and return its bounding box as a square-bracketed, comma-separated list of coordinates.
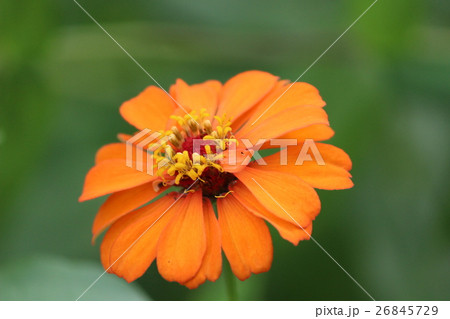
[0, 255, 150, 300]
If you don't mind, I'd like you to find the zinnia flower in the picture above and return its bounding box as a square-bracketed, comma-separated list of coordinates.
[79, 70, 353, 288]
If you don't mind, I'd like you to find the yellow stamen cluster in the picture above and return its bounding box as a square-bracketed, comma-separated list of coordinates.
[147, 109, 235, 185]
[203, 115, 233, 150]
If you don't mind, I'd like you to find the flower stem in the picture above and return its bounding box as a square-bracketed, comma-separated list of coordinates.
[224, 262, 238, 301]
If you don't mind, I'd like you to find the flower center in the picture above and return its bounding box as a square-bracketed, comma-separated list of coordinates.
[150, 109, 237, 198]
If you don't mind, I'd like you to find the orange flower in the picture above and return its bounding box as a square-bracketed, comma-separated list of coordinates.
[79, 70, 353, 288]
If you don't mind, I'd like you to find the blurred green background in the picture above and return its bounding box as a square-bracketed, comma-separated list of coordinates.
[1, 0, 449, 300]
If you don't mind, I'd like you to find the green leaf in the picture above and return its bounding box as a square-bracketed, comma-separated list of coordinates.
[0, 255, 151, 301]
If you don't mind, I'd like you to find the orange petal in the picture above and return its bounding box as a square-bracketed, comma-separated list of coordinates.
[120, 86, 176, 131]
[259, 124, 335, 150]
[217, 70, 278, 121]
[184, 199, 222, 289]
[157, 191, 206, 283]
[230, 182, 311, 245]
[262, 143, 353, 190]
[230, 107, 255, 133]
[234, 166, 320, 227]
[279, 124, 335, 142]
[203, 80, 222, 98]
[102, 194, 178, 282]
[79, 159, 157, 202]
[286, 165, 353, 190]
[95, 143, 126, 164]
[117, 133, 132, 143]
[96, 136, 166, 164]
[315, 143, 352, 170]
[230, 80, 287, 132]
[173, 79, 222, 116]
[218, 195, 273, 280]
[92, 182, 162, 241]
[241, 81, 326, 132]
[236, 106, 329, 146]
[169, 83, 177, 99]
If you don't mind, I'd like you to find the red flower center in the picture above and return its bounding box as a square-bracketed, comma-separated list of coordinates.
[177, 136, 236, 197]
[180, 134, 217, 158]
[178, 167, 236, 198]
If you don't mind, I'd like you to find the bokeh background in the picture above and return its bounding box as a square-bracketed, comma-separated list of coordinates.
[1, 0, 449, 300]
